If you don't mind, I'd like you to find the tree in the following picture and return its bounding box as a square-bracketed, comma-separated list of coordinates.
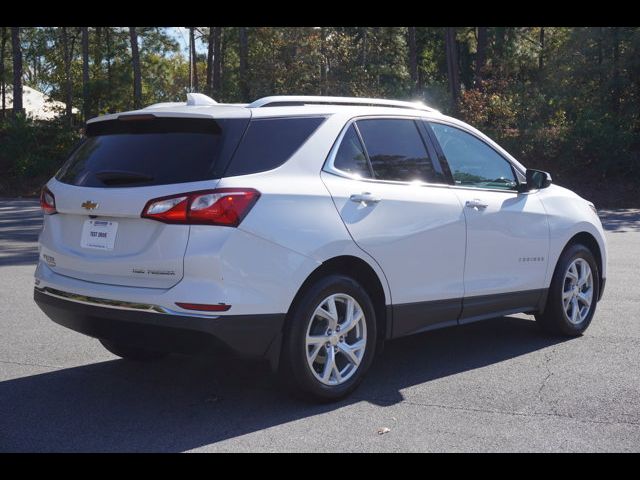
[60, 27, 77, 125]
[538, 27, 545, 70]
[1, 27, 7, 119]
[213, 27, 222, 98]
[81, 27, 90, 121]
[189, 27, 198, 92]
[407, 27, 418, 93]
[476, 26, 487, 85]
[11, 27, 23, 115]
[444, 27, 460, 110]
[611, 27, 621, 115]
[129, 27, 142, 109]
[239, 27, 249, 101]
[206, 27, 214, 96]
[320, 27, 328, 95]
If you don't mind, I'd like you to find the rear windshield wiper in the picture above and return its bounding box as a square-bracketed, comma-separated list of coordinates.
[95, 170, 155, 186]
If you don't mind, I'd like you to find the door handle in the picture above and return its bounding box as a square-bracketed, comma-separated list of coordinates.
[465, 199, 488, 210]
[349, 192, 381, 205]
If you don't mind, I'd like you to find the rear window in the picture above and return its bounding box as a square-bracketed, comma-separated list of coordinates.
[56, 117, 249, 188]
[224, 116, 326, 177]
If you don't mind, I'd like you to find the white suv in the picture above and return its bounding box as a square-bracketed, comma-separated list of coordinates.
[34, 94, 607, 401]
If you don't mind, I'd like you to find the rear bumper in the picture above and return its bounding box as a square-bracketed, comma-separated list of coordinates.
[34, 287, 285, 358]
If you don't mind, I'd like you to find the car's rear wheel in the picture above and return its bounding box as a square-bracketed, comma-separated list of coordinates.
[536, 243, 599, 336]
[279, 274, 377, 402]
[99, 339, 169, 362]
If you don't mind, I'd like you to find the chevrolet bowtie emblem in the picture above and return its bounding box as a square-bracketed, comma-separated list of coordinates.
[81, 200, 98, 210]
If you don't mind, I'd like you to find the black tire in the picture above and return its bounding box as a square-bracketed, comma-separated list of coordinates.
[99, 339, 169, 362]
[536, 243, 600, 336]
[279, 274, 377, 402]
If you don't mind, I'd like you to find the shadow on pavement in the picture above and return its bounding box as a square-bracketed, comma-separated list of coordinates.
[0, 200, 42, 266]
[0, 315, 569, 452]
[598, 209, 640, 233]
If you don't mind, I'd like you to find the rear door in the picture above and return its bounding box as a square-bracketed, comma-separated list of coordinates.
[40, 114, 249, 288]
[321, 117, 466, 337]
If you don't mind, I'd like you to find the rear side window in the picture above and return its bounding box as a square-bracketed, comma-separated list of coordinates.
[333, 125, 372, 178]
[56, 117, 249, 188]
[224, 117, 326, 177]
[355, 119, 439, 183]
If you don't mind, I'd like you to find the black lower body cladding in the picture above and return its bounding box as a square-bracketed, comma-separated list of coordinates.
[33, 288, 285, 357]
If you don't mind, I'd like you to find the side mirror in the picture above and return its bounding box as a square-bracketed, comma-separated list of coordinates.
[519, 169, 552, 192]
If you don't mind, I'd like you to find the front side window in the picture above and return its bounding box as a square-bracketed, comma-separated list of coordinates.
[356, 119, 439, 183]
[429, 122, 517, 190]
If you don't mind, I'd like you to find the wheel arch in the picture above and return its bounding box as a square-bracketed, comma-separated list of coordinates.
[559, 231, 604, 300]
[290, 255, 390, 342]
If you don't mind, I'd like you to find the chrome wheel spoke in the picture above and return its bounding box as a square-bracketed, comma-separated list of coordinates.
[306, 334, 327, 345]
[339, 299, 363, 334]
[332, 362, 342, 383]
[562, 289, 573, 308]
[577, 291, 592, 307]
[322, 346, 336, 382]
[308, 343, 323, 363]
[578, 267, 591, 287]
[566, 264, 579, 283]
[563, 258, 594, 325]
[305, 292, 367, 386]
[337, 340, 363, 367]
[314, 299, 338, 329]
[571, 297, 579, 323]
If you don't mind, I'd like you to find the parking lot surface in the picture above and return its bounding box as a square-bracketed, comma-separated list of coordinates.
[1, 200, 638, 452]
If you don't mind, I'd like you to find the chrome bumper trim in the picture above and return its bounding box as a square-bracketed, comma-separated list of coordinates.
[35, 286, 171, 314]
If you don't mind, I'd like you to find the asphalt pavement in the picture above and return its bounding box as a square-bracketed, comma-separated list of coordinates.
[1, 199, 639, 452]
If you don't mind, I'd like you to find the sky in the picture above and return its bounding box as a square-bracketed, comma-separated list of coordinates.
[167, 27, 207, 56]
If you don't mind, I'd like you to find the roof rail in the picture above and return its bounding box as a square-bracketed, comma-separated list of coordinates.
[247, 95, 439, 113]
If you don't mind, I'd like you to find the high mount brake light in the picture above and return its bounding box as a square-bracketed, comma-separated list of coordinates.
[141, 189, 260, 227]
[40, 187, 57, 215]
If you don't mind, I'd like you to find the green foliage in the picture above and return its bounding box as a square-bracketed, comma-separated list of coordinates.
[0, 115, 81, 194]
[1, 26, 639, 204]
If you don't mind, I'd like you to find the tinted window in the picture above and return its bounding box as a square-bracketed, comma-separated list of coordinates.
[225, 117, 325, 176]
[429, 123, 517, 190]
[56, 117, 248, 188]
[356, 119, 438, 183]
[333, 125, 371, 178]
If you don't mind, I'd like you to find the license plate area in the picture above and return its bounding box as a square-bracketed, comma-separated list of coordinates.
[80, 219, 118, 250]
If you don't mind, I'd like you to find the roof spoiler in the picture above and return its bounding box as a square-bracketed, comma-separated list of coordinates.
[186, 93, 218, 106]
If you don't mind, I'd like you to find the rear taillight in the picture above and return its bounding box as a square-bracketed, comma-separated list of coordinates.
[40, 187, 57, 215]
[141, 189, 260, 227]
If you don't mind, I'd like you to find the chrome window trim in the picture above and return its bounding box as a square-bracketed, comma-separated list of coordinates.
[322, 115, 452, 188]
[34, 286, 220, 319]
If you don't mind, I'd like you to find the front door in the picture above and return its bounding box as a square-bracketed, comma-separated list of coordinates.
[427, 121, 549, 323]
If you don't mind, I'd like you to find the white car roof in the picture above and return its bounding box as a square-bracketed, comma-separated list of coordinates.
[84, 93, 526, 175]
[86, 94, 445, 124]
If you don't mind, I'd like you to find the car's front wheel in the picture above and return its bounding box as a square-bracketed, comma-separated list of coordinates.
[99, 339, 169, 362]
[279, 274, 377, 402]
[536, 243, 600, 336]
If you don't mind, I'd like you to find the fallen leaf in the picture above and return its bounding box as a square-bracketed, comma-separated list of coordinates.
[377, 427, 391, 435]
